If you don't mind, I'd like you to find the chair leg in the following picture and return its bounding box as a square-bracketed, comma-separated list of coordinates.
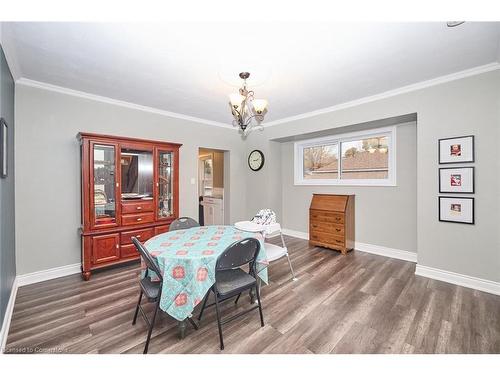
[254, 284, 265, 327]
[234, 293, 242, 305]
[213, 290, 224, 350]
[143, 299, 160, 354]
[198, 291, 210, 321]
[132, 291, 143, 325]
[285, 253, 298, 281]
[188, 317, 199, 330]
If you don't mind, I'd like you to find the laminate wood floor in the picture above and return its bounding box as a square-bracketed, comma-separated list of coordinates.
[6, 236, 500, 354]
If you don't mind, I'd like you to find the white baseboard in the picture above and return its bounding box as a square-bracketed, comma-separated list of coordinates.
[282, 228, 309, 240]
[0, 278, 18, 353]
[17, 263, 81, 287]
[415, 265, 500, 296]
[355, 241, 417, 263]
[282, 228, 417, 262]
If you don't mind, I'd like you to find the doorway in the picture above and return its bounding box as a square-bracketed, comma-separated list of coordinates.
[198, 148, 228, 225]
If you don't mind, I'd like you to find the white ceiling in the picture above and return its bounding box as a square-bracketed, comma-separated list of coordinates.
[3, 22, 500, 126]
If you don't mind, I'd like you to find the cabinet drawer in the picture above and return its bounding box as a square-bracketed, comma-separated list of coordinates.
[121, 200, 154, 214]
[121, 212, 155, 226]
[121, 243, 140, 259]
[310, 209, 344, 224]
[310, 221, 344, 236]
[155, 225, 170, 235]
[121, 228, 155, 245]
[92, 233, 120, 264]
[310, 231, 345, 247]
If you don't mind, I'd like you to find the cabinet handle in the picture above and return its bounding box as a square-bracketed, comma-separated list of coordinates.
[116, 183, 119, 187]
[116, 244, 119, 249]
[136, 235, 141, 238]
[336, 228, 341, 232]
[137, 206, 142, 210]
[137, 218, 142, 221]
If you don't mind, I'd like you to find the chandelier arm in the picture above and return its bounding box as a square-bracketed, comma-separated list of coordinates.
[243, 114, 264, 126]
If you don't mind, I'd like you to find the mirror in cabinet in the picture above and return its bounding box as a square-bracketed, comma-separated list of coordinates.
[92, 143, 117, 226]
[157, 150, 174, 219]
[120, 148, 153, 200]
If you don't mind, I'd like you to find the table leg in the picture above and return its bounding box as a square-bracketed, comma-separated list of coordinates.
[249, 289, 256, 304]
[178, 319, 187, 339]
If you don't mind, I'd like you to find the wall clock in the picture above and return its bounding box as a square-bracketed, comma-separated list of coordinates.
[248, 149, 265, 171]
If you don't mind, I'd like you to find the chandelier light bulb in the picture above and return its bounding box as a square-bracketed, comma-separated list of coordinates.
[252, 99, 268, 114]
[229, 93, 245, 110]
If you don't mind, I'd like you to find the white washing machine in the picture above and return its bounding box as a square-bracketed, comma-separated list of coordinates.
[201, 196, 224, 225]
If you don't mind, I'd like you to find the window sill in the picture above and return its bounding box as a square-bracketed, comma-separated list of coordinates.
[294, 180, 397, 187]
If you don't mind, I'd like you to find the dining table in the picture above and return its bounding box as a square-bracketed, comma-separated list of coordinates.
[142, 225, 269, 339]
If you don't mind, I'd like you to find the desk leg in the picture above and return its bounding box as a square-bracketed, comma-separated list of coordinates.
[178, 320, 187, 339]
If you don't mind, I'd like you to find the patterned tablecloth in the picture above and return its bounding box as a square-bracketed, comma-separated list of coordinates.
[143, 225, 268, 321]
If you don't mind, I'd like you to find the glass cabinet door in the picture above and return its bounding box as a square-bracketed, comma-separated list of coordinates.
[92, 143, 117, 226]
[157, 150, 174, 219]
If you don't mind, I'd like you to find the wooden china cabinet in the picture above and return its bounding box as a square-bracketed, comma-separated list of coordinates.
[78, 133, 181, 280]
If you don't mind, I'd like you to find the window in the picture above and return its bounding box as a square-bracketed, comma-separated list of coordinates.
[294, 126, 396, 186]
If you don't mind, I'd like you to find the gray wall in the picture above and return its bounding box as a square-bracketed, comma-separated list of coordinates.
[0, 37, 16, 328]
[245, 70, 500, 283]
[15, 85, 248, 275]
[280, 122, 417, 252]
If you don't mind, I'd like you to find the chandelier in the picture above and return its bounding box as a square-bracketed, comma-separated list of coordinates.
[228, 72, 268, 135]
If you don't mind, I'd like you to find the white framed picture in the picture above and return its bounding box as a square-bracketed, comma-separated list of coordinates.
[439, 167, 474, 194]
[438, 196, 474, 224]
[438, 135, 474, 164]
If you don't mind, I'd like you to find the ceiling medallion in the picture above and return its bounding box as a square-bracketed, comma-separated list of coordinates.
[228, 72, 268, 136]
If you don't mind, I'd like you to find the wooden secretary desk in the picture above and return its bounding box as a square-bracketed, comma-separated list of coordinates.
[78, 133, 181, 280]
[309, 194, 355, 254]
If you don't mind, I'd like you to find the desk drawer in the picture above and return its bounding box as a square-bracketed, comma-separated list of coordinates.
[310, 221, 344, 236]
[310, 209, 344, 224]
[310, 231, 345, 247]
[121, 228, 155, 245]
[121, 212, 155, 226]
[121, 201, 154, 214]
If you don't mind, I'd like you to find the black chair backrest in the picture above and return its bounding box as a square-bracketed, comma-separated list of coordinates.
[169, 217, 200, 231]
[132, 237, 163, 282]
[216, 238, 260, 272]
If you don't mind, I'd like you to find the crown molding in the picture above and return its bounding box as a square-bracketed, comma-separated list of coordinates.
[14, 62, 500, 131]
[264, 62, 500, 127]
[16, 78, 236, 130]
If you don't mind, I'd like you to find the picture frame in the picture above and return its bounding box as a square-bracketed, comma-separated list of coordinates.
[438, 135, 474, 164]
[0, 118, 7, 178]
[438, 196, 474, 224]
[439, 167, 474, 194]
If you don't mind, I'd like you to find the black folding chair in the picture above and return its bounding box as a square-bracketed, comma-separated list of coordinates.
[197, 238, 265, 350]
[169, 217, 200, 231]
[131, 237, 198, 354]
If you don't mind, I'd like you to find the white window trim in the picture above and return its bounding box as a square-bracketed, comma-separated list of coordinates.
[294, 126, 397, 186]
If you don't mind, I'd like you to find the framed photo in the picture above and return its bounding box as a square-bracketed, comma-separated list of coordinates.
[438, 135, 474, 164]
[0, 118, 7, 178]
[439, 167, 474, 194]
[438, 196, 474, 224]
